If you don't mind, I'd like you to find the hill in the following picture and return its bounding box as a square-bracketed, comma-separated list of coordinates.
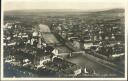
[4, 8, 124, 16]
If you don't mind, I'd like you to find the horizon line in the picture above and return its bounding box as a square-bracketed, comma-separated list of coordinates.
[4, 8, 124, 12]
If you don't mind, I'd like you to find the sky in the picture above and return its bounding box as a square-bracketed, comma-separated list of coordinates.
[3, 0, 125, 11]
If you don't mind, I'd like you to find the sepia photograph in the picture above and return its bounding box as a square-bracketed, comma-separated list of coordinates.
[1, 0, 127, 80]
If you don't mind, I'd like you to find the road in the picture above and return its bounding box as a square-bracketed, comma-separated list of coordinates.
[38, 24, 123, 77]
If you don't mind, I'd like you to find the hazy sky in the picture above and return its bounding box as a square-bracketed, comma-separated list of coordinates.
[3, 0, 125, 11]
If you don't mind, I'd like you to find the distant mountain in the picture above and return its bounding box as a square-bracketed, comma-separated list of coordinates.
[4, 8, 124, 16]
[93, 8, 124, 14]
[87, 8, 124, 18]
[4, 9, 89, 16]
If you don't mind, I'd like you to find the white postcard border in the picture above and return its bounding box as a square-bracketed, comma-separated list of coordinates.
[1, 0, 127, 80]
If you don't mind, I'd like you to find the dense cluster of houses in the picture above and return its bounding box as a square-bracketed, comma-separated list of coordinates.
[3, 22, 83, 76]
[44, 16, 125, 58]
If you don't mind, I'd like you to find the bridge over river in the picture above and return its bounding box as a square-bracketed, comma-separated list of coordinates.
[38, 24, 123, 77]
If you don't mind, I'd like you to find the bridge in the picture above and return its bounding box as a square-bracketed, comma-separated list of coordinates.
[38, 24, 124, 77]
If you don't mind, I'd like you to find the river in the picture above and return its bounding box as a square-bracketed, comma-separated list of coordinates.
[38, 24, 123, 77]
[39, 24, 59, 44]
[4, 24, 123, 77]
[66, 55, 122, 77]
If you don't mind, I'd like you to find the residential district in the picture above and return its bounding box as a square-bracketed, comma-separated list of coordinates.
[3, 9, 125, 77]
